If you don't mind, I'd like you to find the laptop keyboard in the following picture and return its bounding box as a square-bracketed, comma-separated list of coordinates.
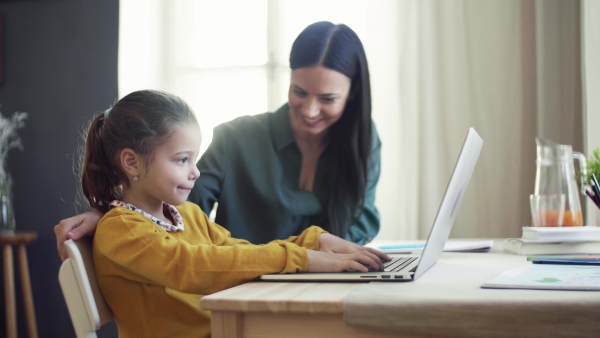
[349, 256, 418, 273]
[383, 256, 418, 272]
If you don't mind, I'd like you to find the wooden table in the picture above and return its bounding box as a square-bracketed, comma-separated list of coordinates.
[201, 240, 600, 338]
[202, 281, 403, 338]
[0, 232, 38, 338]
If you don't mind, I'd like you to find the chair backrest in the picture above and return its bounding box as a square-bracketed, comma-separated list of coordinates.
[58, 237, 113, 338]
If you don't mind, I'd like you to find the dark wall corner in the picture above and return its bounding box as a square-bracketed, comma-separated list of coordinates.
[0, 0, 119, 336]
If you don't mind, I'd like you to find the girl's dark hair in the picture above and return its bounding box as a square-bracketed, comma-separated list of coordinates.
[290, 21, 373, 238]
[80, 89, 197, 213]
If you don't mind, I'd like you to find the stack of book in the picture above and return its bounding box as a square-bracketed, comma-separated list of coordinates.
[503, 226, 600, 255]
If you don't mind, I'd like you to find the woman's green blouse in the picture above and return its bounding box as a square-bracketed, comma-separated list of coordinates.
[189, 104, 381, 245]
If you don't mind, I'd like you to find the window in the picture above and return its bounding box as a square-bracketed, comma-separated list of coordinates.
[120, 0, 370, 155]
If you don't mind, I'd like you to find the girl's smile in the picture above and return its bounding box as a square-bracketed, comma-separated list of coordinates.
[122, 123, 201, 221]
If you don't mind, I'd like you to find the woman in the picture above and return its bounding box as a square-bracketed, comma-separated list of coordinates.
[55, 21, 381, 259]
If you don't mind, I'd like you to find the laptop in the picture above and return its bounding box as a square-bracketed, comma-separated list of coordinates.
[260, 127, 483, 282]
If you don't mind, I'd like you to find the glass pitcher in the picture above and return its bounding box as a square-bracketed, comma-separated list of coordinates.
[534, 138, 587, 226]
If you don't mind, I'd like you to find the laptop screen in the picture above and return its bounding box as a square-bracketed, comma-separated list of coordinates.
[413, 128, 483, 279]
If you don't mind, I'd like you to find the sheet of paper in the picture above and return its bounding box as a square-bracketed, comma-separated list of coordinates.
[367, 240, 493, 254]
[481, 264, 600, 291]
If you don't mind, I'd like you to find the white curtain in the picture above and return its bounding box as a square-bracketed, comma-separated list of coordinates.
[119, 0, 588, 241]
[371, 0, 584, 241]
[583, 0, 600, 225]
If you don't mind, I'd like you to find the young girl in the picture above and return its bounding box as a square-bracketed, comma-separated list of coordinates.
[81, 90, 389, 338]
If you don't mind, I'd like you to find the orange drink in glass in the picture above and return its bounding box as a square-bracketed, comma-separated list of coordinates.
[530, 194, 566, 227]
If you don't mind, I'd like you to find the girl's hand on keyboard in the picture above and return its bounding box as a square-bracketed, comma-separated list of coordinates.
[319, 233, 390, 258]
[317, 233, 391, 269]
[306, 249, 386, 273]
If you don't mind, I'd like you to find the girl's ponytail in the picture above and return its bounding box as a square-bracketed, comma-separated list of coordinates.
[80, 112, 122, 213]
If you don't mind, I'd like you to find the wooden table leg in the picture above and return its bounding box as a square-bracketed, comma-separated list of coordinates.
[211, 311, 243, 338]
[18, 244, 38, 338]
[0, 232, 38, 338]
[3, 244, 16, 338]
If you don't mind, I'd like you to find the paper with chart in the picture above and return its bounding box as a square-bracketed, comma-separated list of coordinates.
[481, 264, 600, 291]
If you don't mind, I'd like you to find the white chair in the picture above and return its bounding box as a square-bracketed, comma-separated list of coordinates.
[58, 238, 113, 338]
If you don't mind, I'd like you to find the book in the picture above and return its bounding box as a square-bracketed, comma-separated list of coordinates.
[481, 264, 600, 291]
[521, 226, 600, 241]
[368, 240, 492, 254]
[503, 238, 600, 255]
[531, 257, 600, 266]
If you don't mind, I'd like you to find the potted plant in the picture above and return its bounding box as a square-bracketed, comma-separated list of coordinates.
[584, 149, 600, 186]
[0, 105, 28, 233]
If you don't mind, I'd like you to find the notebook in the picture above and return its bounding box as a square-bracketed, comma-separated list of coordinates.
[260, 127, 483, 282]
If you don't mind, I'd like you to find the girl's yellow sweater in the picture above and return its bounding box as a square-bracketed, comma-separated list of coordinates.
[93, 201, 324, 338]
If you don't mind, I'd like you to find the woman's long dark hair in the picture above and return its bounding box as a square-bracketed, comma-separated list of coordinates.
[289, 21, 373, 238]
[80, 90, 197, 213]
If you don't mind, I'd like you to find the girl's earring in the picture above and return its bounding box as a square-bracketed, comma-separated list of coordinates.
[134, 175, 139, 181]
